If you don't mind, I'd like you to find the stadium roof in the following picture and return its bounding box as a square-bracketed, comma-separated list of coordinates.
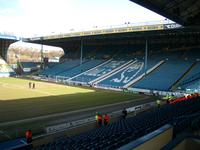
[28, 26, 200, 51]
[27, 23, 181, 42]
[0, 33, 19, 40]
[130, 0, 200, 26]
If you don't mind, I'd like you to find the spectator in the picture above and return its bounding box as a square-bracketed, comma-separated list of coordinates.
[32, 83, 35, 89]
[122, 108, 127, 119]
[104, 114, 110, 126]
[156, 99, 161, 108]
[25, 129, 32, 144]
[95, 112, 99, 126]
[29, 82, 31, 89]
[97, 113, 103, 127]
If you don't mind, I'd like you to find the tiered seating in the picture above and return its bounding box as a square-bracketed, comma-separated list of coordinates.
[70, 60, 127, 83]
[38, 48, 200, 91]
[47, 62, 59, 68]
[97, 59, 160, 88]
[84, 45, 122, 59]
[40, 59, 81, 76]
[179, 62, 200, 85]
[21, 62, 39, 68]
[133, 60, 193, 91]
[180, 80, 200, 92]
[0, 57, 15, 77]
[58, 59, 104, 78]
[182, 49, 200, 60]
[33, 97, 200, 150]
[178, 62, 200, 91]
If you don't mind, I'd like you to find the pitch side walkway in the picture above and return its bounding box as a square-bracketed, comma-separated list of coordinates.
[0, 95, 154, 127]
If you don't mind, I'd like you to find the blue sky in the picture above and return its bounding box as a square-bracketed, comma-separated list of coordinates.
[0, 0, 167, 37]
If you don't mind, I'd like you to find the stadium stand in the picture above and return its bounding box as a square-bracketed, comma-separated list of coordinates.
[133, 59, 193, 91]
[58, 59, 104, 79]
[0, 0, 200, 149]
[21, 62, 40, 69]
[83, 45, 122, 59]
[31, 96, 200, 150]
[119, 124, 173, 150]
[46, 62, 60, 68]
[37, 47, 200, 92]
[40, 59, 83, 76]
[180, 80, 200, 93]
[69, 60, 128, 84]
[20, 62, 40, 74]
[177, 62, 200, 92]
[0, 56, 15, 77]
[97, 58, 162, 88]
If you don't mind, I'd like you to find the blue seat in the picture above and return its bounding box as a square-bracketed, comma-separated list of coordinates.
[133, 60, 193, 91]
[33, 97, 200, 150]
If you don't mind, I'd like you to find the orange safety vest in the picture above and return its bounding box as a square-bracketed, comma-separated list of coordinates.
[98, 115, 102, 122]
[104, 115, 110, 123]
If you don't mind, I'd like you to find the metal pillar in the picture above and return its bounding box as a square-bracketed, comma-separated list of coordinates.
[80, 39, 83, 65]
[80, 39, 84, 73]
[2, 40, 5, 59]
[145, 39, 148, 75]
[41, 37, 44, 69]
[4, 41, 7, 60]
[0, 40, 3, 58]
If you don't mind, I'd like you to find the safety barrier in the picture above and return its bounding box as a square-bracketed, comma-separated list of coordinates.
[128, 87, 186, 97]
[45, 101, 156, 134]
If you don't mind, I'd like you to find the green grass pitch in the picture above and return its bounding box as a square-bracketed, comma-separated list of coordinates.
[0, 77, 144, 123]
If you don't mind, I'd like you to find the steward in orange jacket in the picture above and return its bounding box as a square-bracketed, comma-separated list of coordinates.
[98, 114, 103, 126]
[25, 130, 32, 144]
[104, 114, 110, 126]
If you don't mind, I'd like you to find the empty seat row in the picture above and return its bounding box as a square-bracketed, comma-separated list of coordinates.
[33, 97, 200, 150]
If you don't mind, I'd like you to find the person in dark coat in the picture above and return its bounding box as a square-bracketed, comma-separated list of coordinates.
[32, 83, 35, 89]
[122, 108, 127, 119]
[29, 82, 32, 89]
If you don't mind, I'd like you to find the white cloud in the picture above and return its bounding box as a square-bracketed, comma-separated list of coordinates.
[0, 8, 14, 15]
